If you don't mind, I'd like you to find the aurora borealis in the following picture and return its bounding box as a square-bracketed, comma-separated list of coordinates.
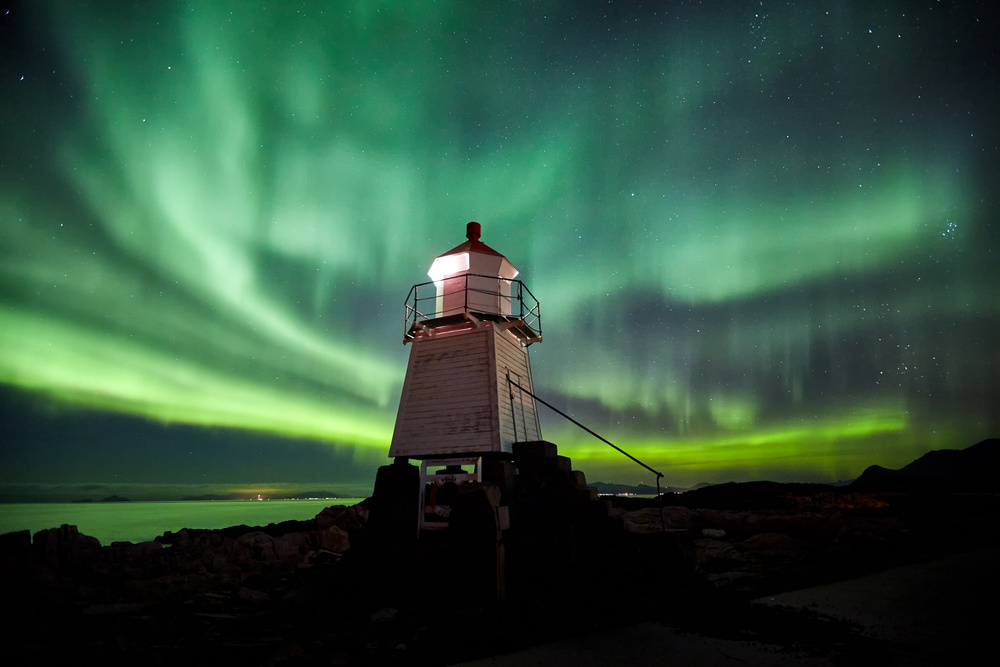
[1, 1, 997, 499]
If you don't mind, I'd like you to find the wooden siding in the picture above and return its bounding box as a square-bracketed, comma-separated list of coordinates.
[389, 323, 541, 458]
[494, 328, 541, 446]
[389, 328, 498, 457]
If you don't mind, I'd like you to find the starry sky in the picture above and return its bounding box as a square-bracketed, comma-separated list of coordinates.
[1, 1, 998, 501]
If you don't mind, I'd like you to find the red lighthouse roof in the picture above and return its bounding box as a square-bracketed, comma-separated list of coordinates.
[428, 222, 518, 282]
[436, 221, 505, 259]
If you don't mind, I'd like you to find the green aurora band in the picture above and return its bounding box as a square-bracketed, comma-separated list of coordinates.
[1, 1, 997, 490]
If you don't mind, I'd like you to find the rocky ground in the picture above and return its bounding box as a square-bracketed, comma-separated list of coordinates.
[2, 482, 999, 665]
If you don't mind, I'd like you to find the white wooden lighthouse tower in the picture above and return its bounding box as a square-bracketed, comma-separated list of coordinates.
[390, 222, 543, 461]
[373, 228, 616, 596]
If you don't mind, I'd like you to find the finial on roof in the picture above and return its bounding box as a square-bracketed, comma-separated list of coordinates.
[466, 221, 481, 241]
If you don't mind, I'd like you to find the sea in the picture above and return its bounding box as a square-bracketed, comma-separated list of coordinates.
[0, 498, 366, 546]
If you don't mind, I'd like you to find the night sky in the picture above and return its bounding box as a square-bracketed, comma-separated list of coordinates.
[2, 1, 997, 501]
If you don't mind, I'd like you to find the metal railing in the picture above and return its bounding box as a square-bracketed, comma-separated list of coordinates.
[403, 273, 541, 340]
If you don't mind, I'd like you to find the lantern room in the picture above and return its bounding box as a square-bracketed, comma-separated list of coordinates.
[428, 222, 519, 318]
[403, 222, 541, 346]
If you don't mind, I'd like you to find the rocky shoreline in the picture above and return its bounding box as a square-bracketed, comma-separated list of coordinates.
[3, 479, 999, 665]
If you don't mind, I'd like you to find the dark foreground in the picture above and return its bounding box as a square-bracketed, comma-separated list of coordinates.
[2, 482, 999, 666]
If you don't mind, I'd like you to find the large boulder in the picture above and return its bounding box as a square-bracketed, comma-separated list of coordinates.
[319, 525, 350, 554]
[32, 524, 103, 571]
[316, 504, 368, 532]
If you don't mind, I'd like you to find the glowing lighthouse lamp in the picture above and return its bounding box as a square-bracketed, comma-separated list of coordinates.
[390, 222, 542, 530]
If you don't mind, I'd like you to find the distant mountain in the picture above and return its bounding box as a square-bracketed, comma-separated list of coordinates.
[854, 438, 1000, 490]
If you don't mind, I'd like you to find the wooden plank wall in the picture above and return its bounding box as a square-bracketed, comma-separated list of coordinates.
[493, 328, 541, 445]
[388, 323, 541, 458]
[389, 329, 500, 457]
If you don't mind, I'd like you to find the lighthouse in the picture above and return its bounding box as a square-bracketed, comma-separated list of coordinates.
[369, 224, 624, 600]
[390, 222, 542, 458]
[381, 222, 543, 532]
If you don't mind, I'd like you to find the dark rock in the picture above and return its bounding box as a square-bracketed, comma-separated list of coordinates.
[32, 524, 103, 570]
[5, 439, 1000, 665]
[368, 458, 419, 537]
[319, 525, 350, 553]
[0, 529, 31, 568]
[854, 438, 1000, 489]
[316, 503, 368, 532]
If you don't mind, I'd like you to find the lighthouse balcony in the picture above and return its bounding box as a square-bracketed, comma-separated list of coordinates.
[403, 274, 542, 345]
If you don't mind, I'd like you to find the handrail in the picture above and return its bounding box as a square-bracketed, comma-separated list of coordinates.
[404, 273, 541, 341]
[506, 374, 663, 480]
[506, 372, 666, 526]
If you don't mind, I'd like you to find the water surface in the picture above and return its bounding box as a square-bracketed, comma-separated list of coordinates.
[0, 499, 365, 545]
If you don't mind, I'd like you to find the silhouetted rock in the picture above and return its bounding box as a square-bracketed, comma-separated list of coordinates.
[32, 523, 103, 570]
[3, 440, 1000, 665]
[317, 503, 368, 532]
[854, 439, 1000, 491]
[673, 481, 849, 510]
[0, 529, 30, 569]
